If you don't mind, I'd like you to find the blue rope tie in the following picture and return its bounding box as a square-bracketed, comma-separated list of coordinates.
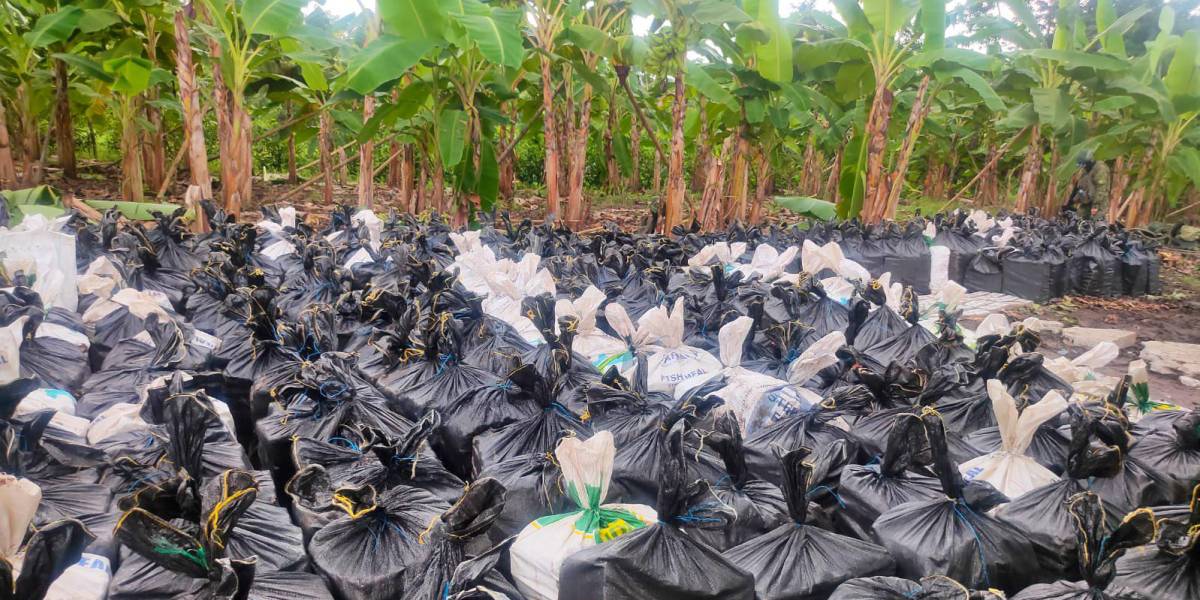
[544, 402, 574, 419]
[435, 352, 455, 375]
[367, 515, 405, 551]
[493, 379, 515, 391]
[807, 485, 847, 509]
[328, 437, 361, 453]
[952, 499, 992, 589]
[672, 504, 724, 525]
[784, 348, 801, 362]
[319, 380, 349, 400]
[441, 582, 452, 600]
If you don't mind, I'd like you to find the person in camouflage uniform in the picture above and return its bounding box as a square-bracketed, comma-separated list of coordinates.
[1066, 155, 1111, 219]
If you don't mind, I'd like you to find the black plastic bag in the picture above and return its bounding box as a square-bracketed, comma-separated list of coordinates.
[963, 247, 1006, 293]
[308, 484, 449, 600]
[995, 413, 1132, 578]
[744, 398, 861, 485]
[873, 411, 1038, 592]
[470, 355, 591, 476]
[1009, 491, 1155, 600]
[838, 411, 943, 540]
[882, 221, 933, 294]
[401, 478, 508, 600]
[852, 282, 908, 351]
[1002, 239, 1066, 302]
[111, 469, 332, 600]
[1127, 409, 1200, 503]
[557, 420, 756, 600]
[253, 353, 413, 487]
[724, 447, 895, 599]
[430, 362, 541, 479]
[829, 575, 1006, 599]
[685, 414, 787, 551]
[472, 451, 567, 545]
[291, 412, 464, 503]
[863, 287, 935, 366]
[0, 518, 94, 600]
[1068, 230, 1121, 297]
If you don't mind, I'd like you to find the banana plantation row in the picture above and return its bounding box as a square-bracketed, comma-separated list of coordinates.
[0, 0, 1197, 229]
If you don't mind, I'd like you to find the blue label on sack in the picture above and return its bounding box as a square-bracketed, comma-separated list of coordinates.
[45, 388, 75, 402]
[963, 466, 984, 481]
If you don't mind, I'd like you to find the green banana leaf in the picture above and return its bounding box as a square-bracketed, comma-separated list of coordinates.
[774, 196, 838, 220]
[83, 200, 192, 221]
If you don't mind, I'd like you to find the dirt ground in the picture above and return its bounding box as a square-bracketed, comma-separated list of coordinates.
[989, 249, 1200, 408]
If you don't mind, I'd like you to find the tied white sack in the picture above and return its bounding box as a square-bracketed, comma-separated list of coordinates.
[455, 252, 556, 344]
[974, 313, 1012, 339]
[1043, 341, 1120, 387]
[732, 244, 799, 282]
[77, 256, 123, 303]
[958, 380, 1068, 499]
[13, 388, 90, 439]
[555, 286, 627, 369]
[679, 316, 818, 434]
[510, 431, 657, 600]
[590, 301, 661, 377]
[637, 298, 722, 397]
[9, 552, 111, 600]
[686, 241, 747, 269]
[0, 316, 25, 384]
[0, 474, 41, 557]
[0, 214, 77, 311]
[800, 239, 871, 282]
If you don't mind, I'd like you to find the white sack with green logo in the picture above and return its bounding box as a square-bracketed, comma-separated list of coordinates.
[509, 431, 656, 600]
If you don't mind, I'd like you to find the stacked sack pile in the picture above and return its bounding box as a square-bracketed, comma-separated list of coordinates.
[0, 203, 1195, 600]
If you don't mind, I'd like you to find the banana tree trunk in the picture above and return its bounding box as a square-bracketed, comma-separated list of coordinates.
[0, 98, 17, 188]
[691, 98, 708, 192]
[880, 75, 932, 221]
[604, 89, 620, 192]
[16, 83, 41, 186]
[662, 72, 686, 233]
[318, 111, 334, 205]
[286, 103, 298, 185]
[652, 139, 661, 195]
[432, 160, 445, 214]
[120, 98, 144, 202]
[142, 97, 165, 192]
[416, 158, 427, 213]
[862, 83, 895, 222]
[1015, 126, 1041, 213]
[228, 102, 251, 215]
[725, 125, 750, 226]
[1107, 155, 1128, 223]
[400, 145, 415, 211]
[358, 97, 375, 208]
[174, 9, 212, 198]
[142, 23, 166, 194]
[566, 83, 593, 228]
[749, 149, 772, 226]
[1041, 137, 1059, 215]
[697, 137, 733, 231]
[53, 59, 76, 179]
[539, 55, 560, 219]
[629, 115, 641, 192]
[800, 133, 817, 196]
[824, 133, 848, 204]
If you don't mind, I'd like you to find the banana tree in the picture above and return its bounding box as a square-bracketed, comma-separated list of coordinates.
[55, 48, 158, 201]
[196, 0, 307, 215]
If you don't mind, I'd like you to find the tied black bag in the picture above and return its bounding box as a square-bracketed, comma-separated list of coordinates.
[873, 410, 1038, 593]
[723, 447, 895, 600]
[1009, 491, 1156, 600]
[556, 420, 756, 600]
[1002, 238, 1066, 302]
